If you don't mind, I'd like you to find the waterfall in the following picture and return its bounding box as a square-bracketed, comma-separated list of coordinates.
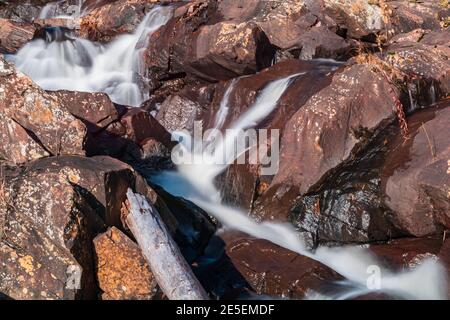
[8, 5, 173, 107]
[152, 73, 448, 300]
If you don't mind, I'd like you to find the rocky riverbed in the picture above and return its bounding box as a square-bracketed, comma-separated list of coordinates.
[0, 0, 449, 300]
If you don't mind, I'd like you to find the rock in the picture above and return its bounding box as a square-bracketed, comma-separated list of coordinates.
[0, 158, 106, 299]
[156, 92, 204, 134]
[369, 237, 443, 271]
[144, 0, 275, 88]
[81, 0, 120, 13]
[93, 227, 158, 300]
[0, 1, 48, 23]
[321, 0, 387, 39]
[0, 154, 213, 299]
[387, 0, 445, 35]
[34, 17, 80, 30]
[0, 55, 87, 164]
[380, 102, 450, 237]
[52, 90, 123, 133]
[79, 0, 160, 42]
[0, 19, 35, 54]
[211, 59, 339, 213]
[252, 61, 402, 244]
[196, 231, 340, 299]
[295, 25, 356, 60]
[383, 33, 450, 108]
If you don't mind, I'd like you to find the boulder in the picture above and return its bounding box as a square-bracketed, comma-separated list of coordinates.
[369, 237, 443, 271]
[0, 154, 214, 299]
[380, 102, 450, 237]
[79, 0, 162, 42]
[387, 0, 446, 35]
[0, 55, 87, 164]
[196, 231, 340, 299]
[93, 227, 158, 300]
[0, 19, 35, 54]
[0, 157, 108, 299]
[0, 1, 49, 23]
[383, 32, 450, 109]
[52, 90, 123, 133]
[144, 0, 275, 88]
[320, 0, 387, 39]
[252, 61, 402, 245]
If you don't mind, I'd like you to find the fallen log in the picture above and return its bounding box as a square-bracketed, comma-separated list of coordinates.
[124, 189, 209, 300]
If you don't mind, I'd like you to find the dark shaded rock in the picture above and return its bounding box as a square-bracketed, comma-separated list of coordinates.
[93, 227, 158, 300]
[0, 55, 86, 164]
[196, 230, 340, 299]
[0, 19, 35, 53]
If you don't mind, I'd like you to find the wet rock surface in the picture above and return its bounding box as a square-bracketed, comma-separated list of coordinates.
[251, 61, 401, 244]
[196, 230, 341, 299]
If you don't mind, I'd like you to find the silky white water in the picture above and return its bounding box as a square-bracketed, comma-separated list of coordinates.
[152, 73, 448, 300]
[9, 5, 173, 107]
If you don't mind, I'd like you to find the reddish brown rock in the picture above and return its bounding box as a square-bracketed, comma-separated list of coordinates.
[53, 90, 123, 133]
[255, 62, 399, 217]
[144, 0, 275, 87]
[0, 55, 87, 164]
[0, 19, 35, 54]
[197, 231, 340, 299]
[0, 154, 213, 299]
[369, 237, 443, 271]
[438, 238, 450, 298]
[380, 102, 450, 237]
[79, 0, 162, 42]
[383, 35, 450, 105]
[0, 158, 106, 299]
[321, 0, 387, 39]
[94, 227, 158, 300]
[387, 0, 445, 35]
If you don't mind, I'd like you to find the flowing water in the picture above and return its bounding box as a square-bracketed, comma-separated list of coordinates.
[9, 5, 173, 107]
[152, 75, 448, 300]
[8, 3, 447, 299]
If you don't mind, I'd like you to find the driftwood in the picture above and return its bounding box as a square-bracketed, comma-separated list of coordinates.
[124, 189, 209, 300]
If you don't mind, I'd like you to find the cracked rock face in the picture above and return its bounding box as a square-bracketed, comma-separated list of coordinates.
[0, 56, 87, 164]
